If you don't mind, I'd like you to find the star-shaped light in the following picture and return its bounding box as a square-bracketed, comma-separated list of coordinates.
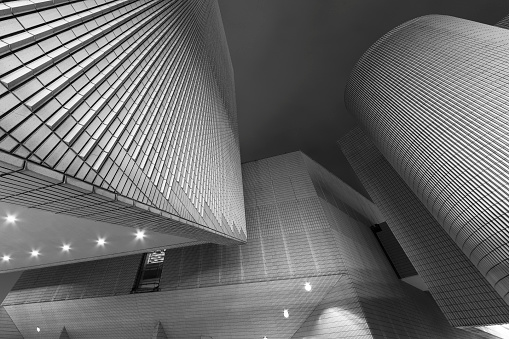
[135, 229, 145, 240]
[62, 244, 71, 252]
[30, 250, 40, 257]
[96, 237, 107, 246]
[2, 255, 10, 262]
[5, 214, 16, 224]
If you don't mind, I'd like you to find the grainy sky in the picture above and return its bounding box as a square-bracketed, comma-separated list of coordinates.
[218, 0, 509, 197]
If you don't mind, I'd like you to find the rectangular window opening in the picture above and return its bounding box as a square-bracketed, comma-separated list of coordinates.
[132, 249, 166, 293]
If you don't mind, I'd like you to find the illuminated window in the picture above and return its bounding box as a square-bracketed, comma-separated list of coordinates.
[147, 250, 165, 264]
[132, 249, 166, 293]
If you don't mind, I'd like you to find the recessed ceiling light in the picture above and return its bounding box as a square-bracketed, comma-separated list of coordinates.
[283, 309, 289, 318]
[5, 214, 16, 224]
[2, 255, 10, 262]
[305, 282, 312, 291]
[30, 250, 40, 257]
[96, 237, 106, 246]
[62, 244, 71, 252]
[135, 229, 145, 240]
[263, 337, 268, 339]
[36, 327, 40, 333]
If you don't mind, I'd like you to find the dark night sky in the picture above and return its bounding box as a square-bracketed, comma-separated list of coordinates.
[218, 0, 509, 198]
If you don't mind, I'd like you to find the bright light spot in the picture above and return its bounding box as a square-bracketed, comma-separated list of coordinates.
[283, 309, 289, 318]
[305, 282, 312, 291]
[2, 255, 10, 262]
[30, 250, 40, 257]
[36, 327, 40, 333]
[263, 337, 268, 339]
[5, 214, 16, 224]
[62, 244, 71, 252]
[96, 237, 106, 246]
[135, 229, 145, 240]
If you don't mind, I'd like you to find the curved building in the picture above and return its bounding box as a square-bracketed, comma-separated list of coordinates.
[0, 0, 245, 272]
[345, 15, 509, 304]
[340, 127, 509, 327]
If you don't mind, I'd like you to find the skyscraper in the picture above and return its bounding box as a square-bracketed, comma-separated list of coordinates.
[339, 128, 509, 327]
[345, 14, 509, 305]
[0, 0, 245, 272]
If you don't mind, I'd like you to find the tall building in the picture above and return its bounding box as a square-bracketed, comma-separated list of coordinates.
[0, 0, 245, 273]
[339, 128, 509, 328]
[345, 14, 509, 305]
[1, 151, 492, 338]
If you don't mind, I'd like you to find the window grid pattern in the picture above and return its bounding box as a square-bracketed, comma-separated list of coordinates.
[0, 0, 245, 242]
[2, 254, 143, 306]
[346, 15, 509, 305]
[0, 306, 22, 339]
[158, 153, 348, 291]
[0, 153, 242, 245]
[4, 275, 344, 339]
[339, 127, 509, 327]
[1, 151, 494, 338]
[319, 196, 485, 338]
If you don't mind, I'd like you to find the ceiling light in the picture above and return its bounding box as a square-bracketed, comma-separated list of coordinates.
[96, 237, 106, 246]
[30, 250, 40, 257]
[135, 229, 145, 240]
[263, 337, 268, 339]
[62, 244, 71, 252]
[36, 327, 40, 333]
[283, 309, 289, 318]
[305, 282, 312, 291]
[5, 214, 16, 224]
[2, 255, 10, 262]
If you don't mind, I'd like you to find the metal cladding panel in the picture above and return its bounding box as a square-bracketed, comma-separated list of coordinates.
[345, 15, 509, 304]
[0, 0, 245, 243]
[339, 128, 509, 327]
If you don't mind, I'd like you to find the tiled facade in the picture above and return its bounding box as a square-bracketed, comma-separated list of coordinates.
[496, 14, 509, 29]
[345, 14, 509, 304]
[313, 169, 493, 338]
[375, 222, 418, 279]
[4, 275, 344, 339]
[1, 152, 493, 338]
[2, 254, 142, 306]
[0, 306, 22, 339]
[339, 127, 509, 327]
[0, 1, 507, 337]
[0, 0, 245, 244]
